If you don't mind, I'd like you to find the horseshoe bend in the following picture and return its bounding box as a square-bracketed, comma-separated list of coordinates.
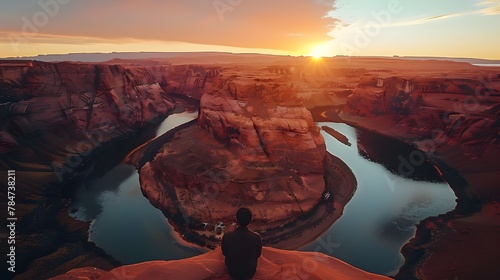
[131, 75, 356, 250]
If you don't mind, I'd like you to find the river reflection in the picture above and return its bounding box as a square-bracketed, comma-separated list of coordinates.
[300, 123, 457, 275]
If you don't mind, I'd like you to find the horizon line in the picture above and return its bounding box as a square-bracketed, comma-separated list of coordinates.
[1, 51, 500, 63]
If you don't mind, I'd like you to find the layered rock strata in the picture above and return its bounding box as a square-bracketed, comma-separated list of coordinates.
[0, 61, 175, 183]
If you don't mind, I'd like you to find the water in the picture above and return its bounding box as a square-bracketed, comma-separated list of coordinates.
[68, 111, 206, 264]
[473, 64, 500, 67]
[300, 123, 457, 275]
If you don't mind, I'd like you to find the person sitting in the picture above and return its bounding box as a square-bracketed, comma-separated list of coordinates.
[221, 207, 262, 279]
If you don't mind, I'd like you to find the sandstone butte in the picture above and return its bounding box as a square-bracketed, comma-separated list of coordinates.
[135, 77, 343, 249]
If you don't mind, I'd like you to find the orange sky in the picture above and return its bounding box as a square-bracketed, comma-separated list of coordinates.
[0, 0, 336, 57]
[0, 0, 499, 59]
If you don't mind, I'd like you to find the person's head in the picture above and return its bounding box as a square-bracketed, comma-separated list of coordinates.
[236, 207, 252, 227]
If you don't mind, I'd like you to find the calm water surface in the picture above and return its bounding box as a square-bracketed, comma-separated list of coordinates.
[68, 111, 206, 264]
[473, 64, 500, 67]
[300, 123, 456, 275]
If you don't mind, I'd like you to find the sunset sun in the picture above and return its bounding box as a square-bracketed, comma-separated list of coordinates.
[312, 54, 323, 61]
[309, 43, 332, 60]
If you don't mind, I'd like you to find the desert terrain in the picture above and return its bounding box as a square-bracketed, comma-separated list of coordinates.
[1, 54, 499, 279]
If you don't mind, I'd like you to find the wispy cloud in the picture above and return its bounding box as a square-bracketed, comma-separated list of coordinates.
[386, 0, 499, 28]
[478, 0, 500, 15]
[0, 31, 120, 45]
[389, 12, 470, 27]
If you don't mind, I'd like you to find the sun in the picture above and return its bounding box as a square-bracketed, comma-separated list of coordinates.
[311, 54, 323, 61]
[308, 43, 332, 61]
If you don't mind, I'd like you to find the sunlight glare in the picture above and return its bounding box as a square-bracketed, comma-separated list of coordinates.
[312, 54, 323, 61]
[309, 43, 332, 61]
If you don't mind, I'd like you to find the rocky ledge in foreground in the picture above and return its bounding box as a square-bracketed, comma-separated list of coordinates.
[52, 246, 391, 280]
[134, 75, 356, 248]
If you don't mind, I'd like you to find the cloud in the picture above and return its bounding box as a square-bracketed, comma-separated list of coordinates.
[389, 12, 471, 27]
[387, 0, 500, 28]
[425, 14, 454, 21]
[0, 0, 338, 52]
[477, 0, 500, 15]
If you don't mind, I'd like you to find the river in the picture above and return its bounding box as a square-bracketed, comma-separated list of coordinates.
[68, 116, 457, 275]
[473, 64, 500, 67]
[300, 123, 456, 275]
[68, 111, 207, 264]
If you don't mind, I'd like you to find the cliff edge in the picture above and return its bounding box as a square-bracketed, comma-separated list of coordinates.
[52, 246, 391, 280]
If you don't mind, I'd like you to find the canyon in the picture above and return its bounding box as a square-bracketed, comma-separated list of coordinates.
[1, 55, 499, 279]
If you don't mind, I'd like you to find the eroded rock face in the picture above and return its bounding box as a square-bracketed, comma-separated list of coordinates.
[198, 93, 325, 171]
[139, 80, 328, 245]
[343, 76, 500, 149]
[0, 61, 175, 183]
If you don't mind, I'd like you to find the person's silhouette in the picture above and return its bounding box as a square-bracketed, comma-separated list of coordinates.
[221, 207, 262, 279]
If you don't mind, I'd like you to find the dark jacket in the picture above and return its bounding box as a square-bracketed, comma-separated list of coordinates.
[221, 227, 262, 279]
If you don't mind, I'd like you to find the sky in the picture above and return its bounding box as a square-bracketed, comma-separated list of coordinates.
[0, 0, 499, 59]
